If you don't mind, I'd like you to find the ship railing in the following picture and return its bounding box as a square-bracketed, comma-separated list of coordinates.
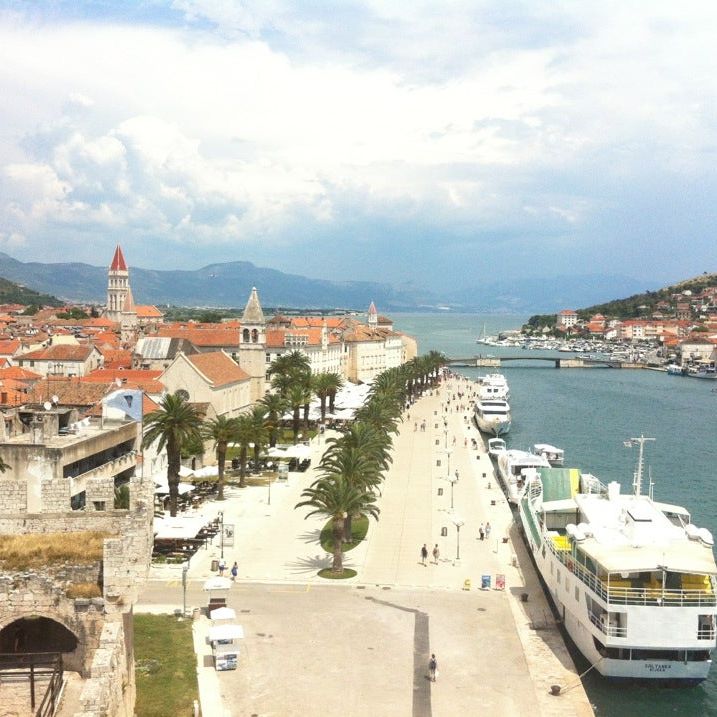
[697, 627, 715, 640]
[588, 613, 627, 638]
[543, 533, 717, 607]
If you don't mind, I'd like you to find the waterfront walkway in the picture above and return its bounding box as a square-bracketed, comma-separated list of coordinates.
[138, 375, 593, 717]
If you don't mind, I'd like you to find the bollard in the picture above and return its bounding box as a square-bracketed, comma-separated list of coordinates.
[441, 527, 448, 537]
[438, 488, 443, 496]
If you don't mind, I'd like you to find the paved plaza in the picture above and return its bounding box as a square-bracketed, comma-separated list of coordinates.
[138, 376, 594, 717]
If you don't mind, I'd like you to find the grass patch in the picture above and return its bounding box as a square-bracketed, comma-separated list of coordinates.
[0, 531, 110, 570]
[320, 515, 369, 553]
[318, 568, 357, 579]
[66, 582, 102, 599]
[134, 614, 198, 717]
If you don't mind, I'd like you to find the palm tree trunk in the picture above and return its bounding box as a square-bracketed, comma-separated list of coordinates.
[292, 406, 300, 443]
[303, 402, 309, 429]
[239, 446, 248, 488]
[320, 395, 327, 421]
[167, 436, 180, 517]
[329, 389, 336, 413]
[217, 443, 226, 501]
[332, 516, 345, 573]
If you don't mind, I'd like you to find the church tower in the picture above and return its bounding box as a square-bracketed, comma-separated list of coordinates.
[106, 245, 130, 324]
[239, 287, 267, 402]
[367, 301, 378, 329]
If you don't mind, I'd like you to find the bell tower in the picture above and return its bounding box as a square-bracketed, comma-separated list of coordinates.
[239, 287, 267, 401]
[106, 245, 130, 324]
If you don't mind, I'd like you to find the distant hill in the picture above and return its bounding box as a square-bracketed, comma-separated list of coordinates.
[0, 275, 62, 308]
[0, 251, 650, 313]
[577, 272, 717, 319]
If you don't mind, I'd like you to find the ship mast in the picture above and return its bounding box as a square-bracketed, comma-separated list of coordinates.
[625, 435, 655, 496]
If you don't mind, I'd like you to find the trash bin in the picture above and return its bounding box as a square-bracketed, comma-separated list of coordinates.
[211, 559, 219, 572]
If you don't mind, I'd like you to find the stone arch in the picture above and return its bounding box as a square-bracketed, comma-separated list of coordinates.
[251, 328, 259, 343]
[242, 328, 250, 343]
[0, 615, 79, 656]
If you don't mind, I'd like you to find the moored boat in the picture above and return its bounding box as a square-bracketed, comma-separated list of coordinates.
[517, 437, 717, 684]
[496, 449, 550, 503]
[474, 398, 511, 437]
[533, 443, 565, 467]
[487, 437, 507, 458]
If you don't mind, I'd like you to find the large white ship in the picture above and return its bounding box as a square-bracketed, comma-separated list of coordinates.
[496, 449, 550, 504]
[517, 437, 717, 683]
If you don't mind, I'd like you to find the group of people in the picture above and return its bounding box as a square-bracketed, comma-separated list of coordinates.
[217, 558, 239, 580]
[478, 522, 491, 541]
[420, 543, 440, 565]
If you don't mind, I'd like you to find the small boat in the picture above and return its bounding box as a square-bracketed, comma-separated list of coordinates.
[533, 443, 565, 467]
[666, 364, 685, 376]
[474, 398, 511, 437]
[496, 449, 550, 503]
[517, 437, 717, 684]
[686, 365, 717, 380]
[487, 437, 507, 458]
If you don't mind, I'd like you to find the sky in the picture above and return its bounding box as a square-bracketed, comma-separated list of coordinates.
[0, 1, 716, 293]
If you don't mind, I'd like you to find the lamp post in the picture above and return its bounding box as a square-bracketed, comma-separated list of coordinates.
[182, 564, 188, 617]
[445, 448, 453, 480]
[451, 516, 465, 561]
[218, 511, 224, 559]
[448, 474, 458, 510]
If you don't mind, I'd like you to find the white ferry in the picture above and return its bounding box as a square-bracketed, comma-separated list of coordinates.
[496, 449, 550, 504]
[474, 398, 511, 437]
[518, 438, 717, 684]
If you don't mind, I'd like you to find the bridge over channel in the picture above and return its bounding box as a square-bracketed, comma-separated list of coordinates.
[446, 356, 639, 369]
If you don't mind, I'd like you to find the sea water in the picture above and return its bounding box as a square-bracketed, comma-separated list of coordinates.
[393, 313, 717, 716]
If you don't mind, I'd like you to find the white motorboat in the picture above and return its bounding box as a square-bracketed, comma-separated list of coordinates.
[517, 437, 717, 684]
[487, 437, 507, 458]
[496, 449, 550, 503]
[533, 443, 565, 467]
[474, 398, 511, 437]
[477, 373, 510, 400]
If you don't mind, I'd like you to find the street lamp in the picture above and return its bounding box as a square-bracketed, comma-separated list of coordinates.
[218, 511, 224, 559]
[448, 473, 458, 510]
[451, 516, 465, 561]
[445, 448, 453, 480]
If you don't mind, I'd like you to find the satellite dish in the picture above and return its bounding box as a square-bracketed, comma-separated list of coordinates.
[51, 395, 59, 404]
[43, 401, 52, 411]
[115, 378, 122, 387]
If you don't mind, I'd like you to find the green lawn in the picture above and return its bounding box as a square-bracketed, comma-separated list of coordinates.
[320, 515, 369, 553]
[134, 614, 198, 717]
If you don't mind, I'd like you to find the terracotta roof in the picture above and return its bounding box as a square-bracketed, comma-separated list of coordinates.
[110, 245, 127, 271]
[135, 305, 163, 318]
[0, 339, 21, 355]
[0, 377, 32, 406]
[0, 366, 42, 381]
[185, 352, 249, 387]
[93, 332, 121, 348]
[157, 326, 240, 348]
[18, 344, 98, 362]
[84, 368, 162, 383]
[26, 378, 110, 407]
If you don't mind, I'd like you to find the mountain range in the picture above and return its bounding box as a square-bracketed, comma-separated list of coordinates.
[0, 251, 646, 313]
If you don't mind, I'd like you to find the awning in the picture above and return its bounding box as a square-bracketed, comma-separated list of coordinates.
[154, 516, 207, 540]
[203, 577, 233, 591]
[210, 607, 237, 621]
[154, 481, 195, 495]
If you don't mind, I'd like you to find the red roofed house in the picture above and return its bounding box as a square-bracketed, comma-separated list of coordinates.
[159, 351, 252, 418]
[0, 339, 22, 365]
[556, 309, 578, 330]
[16, 344, 104, 378]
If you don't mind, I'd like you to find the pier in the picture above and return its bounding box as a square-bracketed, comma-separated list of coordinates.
[448, 355, 646, 369]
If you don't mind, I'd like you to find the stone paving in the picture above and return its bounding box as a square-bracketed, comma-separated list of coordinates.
[139, 375, 594, 717]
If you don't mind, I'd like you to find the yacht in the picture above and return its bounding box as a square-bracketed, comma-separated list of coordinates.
[496, 449, 550, 503]
[477, 373, 510, 400]
[517, 437, 717, 683]
[533, 443, 565, 467]
[487, 437, 507, 459]
[474, 398, 511, 437]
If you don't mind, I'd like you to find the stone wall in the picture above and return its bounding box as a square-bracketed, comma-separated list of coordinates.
[0, 480, 26, 513]
[41, 477, 71, 512]
[75, 619, 134, 717]
[86, 477, 116, 511]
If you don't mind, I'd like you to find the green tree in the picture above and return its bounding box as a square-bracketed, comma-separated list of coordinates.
[201, 415, 238, 501]
[232, 414, 255, 488]
[259, 392, 288, 447]
[296, 476, 380, 573]
[248, 405, 270, 469]
[142, 393, 203, 517]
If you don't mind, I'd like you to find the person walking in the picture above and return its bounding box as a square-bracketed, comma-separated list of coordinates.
[429, 654, 438, 682]
[432, 544, 440, 564]
[230, 561, 238, 581]
[479, 523, 485, 541]
[218, 558, 226, 576]
[485, 522, 491, 540]
[421, 544, 429, 566]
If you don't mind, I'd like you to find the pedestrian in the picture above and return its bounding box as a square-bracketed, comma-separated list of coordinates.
[464, 437, 467, 447]
[432, 544, 440, 564]
[230, 561, 238, 581]
[218, 558, 226, 576]
[429, 654, 438, 682]
[414, 422, 417, 432]
[454, 469, 459, 482]
[421, 544, 428, 566]
[479, 523, 485, 541]
[485, 522, 491, 539]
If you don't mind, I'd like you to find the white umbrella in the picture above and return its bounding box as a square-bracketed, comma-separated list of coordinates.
[282, 444, 312, 460]
[178, 465, 195, 478]
[154, 481, 195, 495]
[203, 577, 233, 591]
[210, 607, 237, 621]
[208, 624, 245, 641]
[193, 465, 219, 478]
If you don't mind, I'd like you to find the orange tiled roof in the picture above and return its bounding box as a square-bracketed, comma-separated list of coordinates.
[26, 378, 110, 407]
[135, 305, 164, 318]
[0, 339, 21, 355]
[157, 326, 240, 347]
[84, 368, 162, 383]
[186, 352, 249, 386]
[0, 366, 42, 381]
[18, 344, 98, 362]
[0, 377, 32, 406]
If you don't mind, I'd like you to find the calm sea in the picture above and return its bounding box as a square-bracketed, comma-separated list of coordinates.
[393, 313, 717, 717]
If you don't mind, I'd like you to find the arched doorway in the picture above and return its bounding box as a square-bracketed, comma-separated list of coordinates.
[0, 616, 78, 655]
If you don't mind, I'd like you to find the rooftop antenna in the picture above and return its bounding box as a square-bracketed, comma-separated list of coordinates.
[624, 434, 655, 496]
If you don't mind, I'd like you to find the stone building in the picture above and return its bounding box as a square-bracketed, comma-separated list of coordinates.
[0, 408, 152, 716]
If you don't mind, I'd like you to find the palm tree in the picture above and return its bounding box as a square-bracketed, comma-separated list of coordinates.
[313, 372, 344, 420]
[325, 372, 344, 414]
[286, 383, 308, 443]
[260, 392, 288, 447]
[295, 476, 380, 573]
[143, 392, 203, 517]
[201, 415, 238, 501]
[232, 413, 255, 488]
[248, 405, 270, 469]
